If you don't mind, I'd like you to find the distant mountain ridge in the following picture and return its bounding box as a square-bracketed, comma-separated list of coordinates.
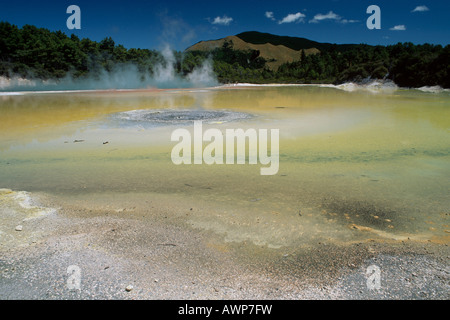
[186, 31, 359, 70]
[235, 31, 348, 52]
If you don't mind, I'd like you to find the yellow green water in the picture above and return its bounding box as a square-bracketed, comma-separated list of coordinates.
[1, 86, 449, 248]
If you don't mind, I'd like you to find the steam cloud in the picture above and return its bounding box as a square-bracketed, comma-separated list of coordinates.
[0, 47, 219, 92]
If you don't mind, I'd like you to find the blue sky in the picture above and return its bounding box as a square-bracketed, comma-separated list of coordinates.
[0, 0, 449, 50]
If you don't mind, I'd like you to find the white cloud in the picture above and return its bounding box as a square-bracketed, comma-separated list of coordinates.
[390, 25, 406, 31]
[265, 11, 275, 21]
[278, 12, 306, 24]
[211, 15, 233, 26]
[412, 5, 429, 12]
[309, 11, 340, 23]
[308, 11, 358, 24]
[340, 19, 359, 24]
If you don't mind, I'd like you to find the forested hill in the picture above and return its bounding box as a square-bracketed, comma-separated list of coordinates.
[189, 31, 450, 88]
[235, 31, 357, 52]
[1, 22, 449, 88]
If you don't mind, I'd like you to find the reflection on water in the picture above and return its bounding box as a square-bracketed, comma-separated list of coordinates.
[0, 86, 449, 248]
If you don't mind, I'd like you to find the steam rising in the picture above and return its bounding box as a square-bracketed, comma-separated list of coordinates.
[0, 47, 218, 92]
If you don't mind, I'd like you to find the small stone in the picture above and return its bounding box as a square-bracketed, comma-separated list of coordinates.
[125, 285, 133, 292]
[15, 225, 23, 232]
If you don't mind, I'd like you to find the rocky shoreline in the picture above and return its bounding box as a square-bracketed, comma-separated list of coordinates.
[1, 189, 448, 300]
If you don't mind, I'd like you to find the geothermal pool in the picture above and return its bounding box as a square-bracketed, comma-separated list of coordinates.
[0, 85, 449, 248]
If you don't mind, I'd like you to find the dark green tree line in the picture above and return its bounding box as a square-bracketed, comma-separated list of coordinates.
[1, 21, 448, 88]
